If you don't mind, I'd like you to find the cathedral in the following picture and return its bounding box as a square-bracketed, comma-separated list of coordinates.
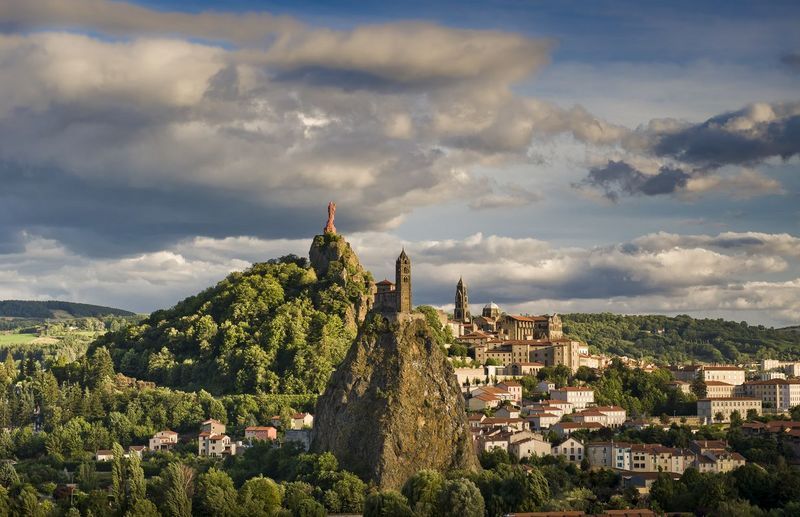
[374, 249, 412, 313]
[454, 277, 470, 323]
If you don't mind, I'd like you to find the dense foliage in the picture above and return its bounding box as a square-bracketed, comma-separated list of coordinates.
[93, 248, 370, 395]
[563, 313, 800, 364]
[0, 300, 135, 319]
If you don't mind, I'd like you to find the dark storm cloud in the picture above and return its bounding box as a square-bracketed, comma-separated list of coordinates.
[578, 160, 690, 200]
[651, 104, 800, 166]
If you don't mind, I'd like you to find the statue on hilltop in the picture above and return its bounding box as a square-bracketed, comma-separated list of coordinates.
[324, 201, 337, 234]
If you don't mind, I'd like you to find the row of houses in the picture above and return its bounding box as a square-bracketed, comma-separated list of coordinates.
[585, 439, 745, 474]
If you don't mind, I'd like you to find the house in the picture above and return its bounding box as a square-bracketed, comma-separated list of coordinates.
[621, 471, 681, 496]
[700, 366, 746, 386]
[550, 387, 594, 410]
[468, 393, 501, 411]
[199, 420, 229, 455]
[127, 445, 146, 459]
[697, 397, 762, 424]
[704, 381, 736, 398]
[695, 451, 746, 473]
[536, 380, 555, 393]
[552, 437, 584, 463]
[670, 365, 702, 382]
[587, 442, 633, 470]
[528, 413, 560, 431]
[149, 430, 179, 451]
[467, 414, 487, 428]
[245, 426, 277, 442]
[668, 380, 691, 394]
[471, 385, 515, 402]
[200, 418, 226, 435]
[199, 433, 236, 457]
[95, 450, 114, 462]
[497, 381, 523, 403]
[509, 435, 552, 460]
[592, 406, 627, 427]
[478, 433, 510, 454]
[494, 407, 521, 419]
[291, 413, 314, 430]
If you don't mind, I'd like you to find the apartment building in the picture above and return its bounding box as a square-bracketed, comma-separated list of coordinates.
[697, 397, 762, 424]
[550, 387, 594, 410]
[737, 379, 800, 410]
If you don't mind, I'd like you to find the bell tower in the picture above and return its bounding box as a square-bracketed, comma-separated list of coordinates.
[454, 277, 470, 323]
[395, 249, 412, 313]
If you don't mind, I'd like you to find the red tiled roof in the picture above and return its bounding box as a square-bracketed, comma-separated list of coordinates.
[376, 279, 394, 286]
[245, 426, 276, 431]
[702, 366, 744, 371]
[704, 381, 734, 386]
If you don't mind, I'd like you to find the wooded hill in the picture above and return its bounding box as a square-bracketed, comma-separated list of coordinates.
[91, 235, 374, 396]
[562, 313, 800, 364]
[0, 300, 135, 319]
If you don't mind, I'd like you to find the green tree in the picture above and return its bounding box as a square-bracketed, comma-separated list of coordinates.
[126, 453, 147, 508]
[363, 490, 414, 517]
[0, 462, 20, 488]
[77, 461, 98, 492]
[89, 346, 115, 387]
[162, 463, 194, 517]
[126, 499, 160, 517]
[401, 469, 444, 517]
[195, 468, 237, 517]
[111, 442, 127, 512]
[330, 472, 366, 513]
[436, 479, 484, 517]
[238, 476, 282, 515]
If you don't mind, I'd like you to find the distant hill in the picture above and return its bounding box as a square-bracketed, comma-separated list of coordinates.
[0, 300, 136, 319]
[562, 313, 800, 364]
[779, 326, 800, 333]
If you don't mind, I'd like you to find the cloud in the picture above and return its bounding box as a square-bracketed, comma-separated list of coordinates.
[643, 102, 800, 166]
[577, 160, 690, 200]
[574, 102, 798, 200]
[3, 230, 798, 326]
[0, 6, 629, 255]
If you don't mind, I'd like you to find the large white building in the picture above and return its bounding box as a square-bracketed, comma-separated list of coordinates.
[700, 366, 746, 386]
[550, 387, 594, 410]
[697, 397, 762, 424]
[737, 379, 800, 410]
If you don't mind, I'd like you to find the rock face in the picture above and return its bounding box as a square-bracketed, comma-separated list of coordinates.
[312, 313, 479, 489]
[309, 233, 374, 330]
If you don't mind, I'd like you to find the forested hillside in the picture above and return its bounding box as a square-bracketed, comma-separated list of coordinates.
[0, 300, 135, 319]
[562, 313, 800, 364]
[92, 234, 374, 396]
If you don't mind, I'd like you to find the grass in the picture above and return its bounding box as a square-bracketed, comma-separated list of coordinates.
[0, 333, 37, 345]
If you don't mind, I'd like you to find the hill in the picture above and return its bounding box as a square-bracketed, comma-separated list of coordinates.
[92, 234, 375, 395]
[0, 299, 135, 319]
[562, 313, 800, 364]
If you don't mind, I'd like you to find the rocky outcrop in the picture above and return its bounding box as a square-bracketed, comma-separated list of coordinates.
[309, 233, 374, 330]
[311, 313, 479, 489]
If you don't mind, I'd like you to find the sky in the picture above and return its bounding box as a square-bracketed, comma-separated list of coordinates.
[0, 0, 799, 326]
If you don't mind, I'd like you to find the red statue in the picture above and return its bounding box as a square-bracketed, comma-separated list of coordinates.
[324, 201, 336, 234]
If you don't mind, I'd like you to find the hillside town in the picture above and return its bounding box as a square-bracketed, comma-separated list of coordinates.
[422, 276, 800, 497]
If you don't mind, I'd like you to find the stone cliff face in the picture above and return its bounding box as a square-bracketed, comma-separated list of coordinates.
[309, 233, 374, 330]
[311, 313, 479, 489]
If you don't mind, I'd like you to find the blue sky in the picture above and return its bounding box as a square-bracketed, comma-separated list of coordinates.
[0, 0, 798, 326]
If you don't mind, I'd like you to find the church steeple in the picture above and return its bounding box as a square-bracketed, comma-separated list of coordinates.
[395, 249, 412, 313]
[454, 276, 470, 323]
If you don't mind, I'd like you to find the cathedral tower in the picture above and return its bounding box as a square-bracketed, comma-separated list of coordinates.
[454, 277, 470, 323]
[395, 249, 412, 313]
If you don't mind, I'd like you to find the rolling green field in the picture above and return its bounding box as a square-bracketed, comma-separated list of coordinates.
[0, 333, 37, 345]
